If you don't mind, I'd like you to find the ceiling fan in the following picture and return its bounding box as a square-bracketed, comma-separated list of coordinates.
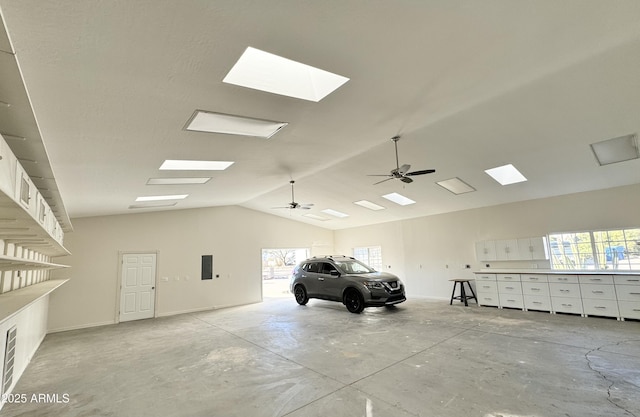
[273, 180, 314, 210]
[369, 135, 436, 185]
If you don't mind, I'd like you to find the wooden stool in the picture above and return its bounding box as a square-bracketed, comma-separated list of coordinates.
[449, 279, 477, 306]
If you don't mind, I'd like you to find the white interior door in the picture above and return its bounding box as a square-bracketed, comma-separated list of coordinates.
[120, 253, 156, 322]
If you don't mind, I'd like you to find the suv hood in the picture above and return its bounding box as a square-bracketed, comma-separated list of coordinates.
[346, 271, 399, 282]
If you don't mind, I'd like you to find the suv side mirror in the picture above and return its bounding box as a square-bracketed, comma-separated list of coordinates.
[330, 270, 340, 277]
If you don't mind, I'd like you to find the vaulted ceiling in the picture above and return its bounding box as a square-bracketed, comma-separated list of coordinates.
[1, 1, 639, 230]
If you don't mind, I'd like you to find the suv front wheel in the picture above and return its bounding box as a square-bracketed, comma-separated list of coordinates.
[344, 289, 364, 314]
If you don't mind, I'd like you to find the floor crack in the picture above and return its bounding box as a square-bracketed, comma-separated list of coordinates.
[584, 339, 640, 417]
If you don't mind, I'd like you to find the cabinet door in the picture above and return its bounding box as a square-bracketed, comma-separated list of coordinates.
[529, 237, 549, 260]
[517, 238, 533, 260]
[475, 241, 496, 261]
[495, 239, 518, 260]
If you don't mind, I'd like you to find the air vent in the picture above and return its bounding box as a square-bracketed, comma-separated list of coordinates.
[2, 326, 17, 395]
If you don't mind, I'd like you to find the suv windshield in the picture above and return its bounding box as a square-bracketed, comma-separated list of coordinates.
[334, 259, 376, 274]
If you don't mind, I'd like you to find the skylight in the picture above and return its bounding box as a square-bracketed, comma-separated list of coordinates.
[321, 209, 349, 218]
[159, 160, 234, 171]
[436, 177, 476, 195]
[485, 164, 527, 185]
[147, 177, 211, 185]
[382, 193, 416, 206]
[184, 110, 288, 138]
[135, 195, 188, 202]
[353, 200, 386, 211]
[590, 133, 639, 166]
[223, 47, 349, 102]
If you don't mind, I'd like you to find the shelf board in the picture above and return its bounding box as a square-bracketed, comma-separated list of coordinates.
[0, 279, 68, 324]
[0, 254, 69, 271]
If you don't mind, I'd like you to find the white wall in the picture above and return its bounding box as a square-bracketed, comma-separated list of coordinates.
[49, 206, 333, 332]
[335, 184, 640, 300]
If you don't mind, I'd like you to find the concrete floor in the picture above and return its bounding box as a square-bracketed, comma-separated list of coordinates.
[2, 298, 639, 417]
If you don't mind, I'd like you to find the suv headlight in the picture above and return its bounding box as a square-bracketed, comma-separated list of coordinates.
[364, 281, 384, 290]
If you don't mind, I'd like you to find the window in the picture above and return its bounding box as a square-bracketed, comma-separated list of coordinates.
[549, 228, 640, 270]
[353, 246, 382, 271]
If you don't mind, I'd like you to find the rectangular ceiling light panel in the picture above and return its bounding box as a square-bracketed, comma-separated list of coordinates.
[135, 194, 188, 202]
[353, 200, 385, 211]
[185, 110, 287, 138]
[321, 209, 349, 218]
[590, 133, 639, 166]
[159, 160, 234, 171]
[303, 213, 329, 221]
[129, 202, 178, 209]
[485, 164, 527, 185]
[436, 177, 476, 195]
[147, 177, 211, 185]
[382, 192, 416, 206]
[223, 47, 349, 102]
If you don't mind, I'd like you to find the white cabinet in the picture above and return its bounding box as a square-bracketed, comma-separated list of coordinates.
[476, 237, 548, 262]
[495, 240, 519, 261]
[548, 274, 584, 315]
[496, 274, 524, 309]
[475, 273, 499, 306]
[475, 241, 496, 261]
[579, 275, 618, 319]
[614, 275, 640, 320]
[522, 274, 551, 311]
[517, 237, 549, 260]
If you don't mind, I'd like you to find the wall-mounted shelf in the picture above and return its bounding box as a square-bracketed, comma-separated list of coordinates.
[0, 255, 68, 271]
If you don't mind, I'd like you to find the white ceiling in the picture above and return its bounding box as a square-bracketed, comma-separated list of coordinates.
[1, 0, 639, 230]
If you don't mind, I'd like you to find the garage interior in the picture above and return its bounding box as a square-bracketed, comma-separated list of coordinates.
[0, 1, 639, 416]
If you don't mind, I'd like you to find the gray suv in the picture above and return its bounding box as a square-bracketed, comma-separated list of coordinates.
[290, 256, 406, 313]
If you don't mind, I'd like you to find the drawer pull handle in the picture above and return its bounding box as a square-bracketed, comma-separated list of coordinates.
[506, 286, 514, 290]
[561, 303, 573, 307]
[482, 286, 490, 288]
[633, 309, 640, 312]
[560, 289, 570, 292]
[532, 288, 540, 291]
[530, 277, 539, 280]
[627, 279, 640, 282]
[629, 292, 640, 295]
[592, 291, 604, 294]
[595, 306, 607, 309]
[533, 301, 542, 304]
[590, 279, 602, 281]
[507, 299, 516, 302]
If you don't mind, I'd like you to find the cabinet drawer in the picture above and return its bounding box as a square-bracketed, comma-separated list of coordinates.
[614, 285, 640, 301]
[476, 281, 498, 293]
[496, 274, 521, 282]
[615, 275, 640, 285]
[475, 274, 497, 281]
[551, 297, 584, 315]
[580, 283, 616, 300]
[579, 275, 613, 285]
[583, 299, 619, 318]
[618, 301, 640, 320]
[498, 281, 522, 294]
[522, 282, 550, 296]
[548, 274, 578, 284]
[521, 274, 548, 283]
[500, 294, 524, 309]
[549, 283, 581, 298]
[478, 294, 499, 307]
[524, 295, 551, 311]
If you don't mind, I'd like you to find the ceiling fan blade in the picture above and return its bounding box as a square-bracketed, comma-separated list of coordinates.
[373, 177, 394, 185]
[406, 169, 436, 176]
[398, 164, 411, 175]
[400, 177, 413, 184]
[367, 174, 393, 177]
[298, 206, 312, 210]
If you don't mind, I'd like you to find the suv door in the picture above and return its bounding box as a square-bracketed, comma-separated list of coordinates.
[318, 262, 343, 300]
[300, 262, 321, 296]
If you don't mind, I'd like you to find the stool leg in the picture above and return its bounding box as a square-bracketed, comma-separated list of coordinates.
[450, 281, 457, 305]
[466, 281, 477, 303]
[460, 281, 468, 306]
